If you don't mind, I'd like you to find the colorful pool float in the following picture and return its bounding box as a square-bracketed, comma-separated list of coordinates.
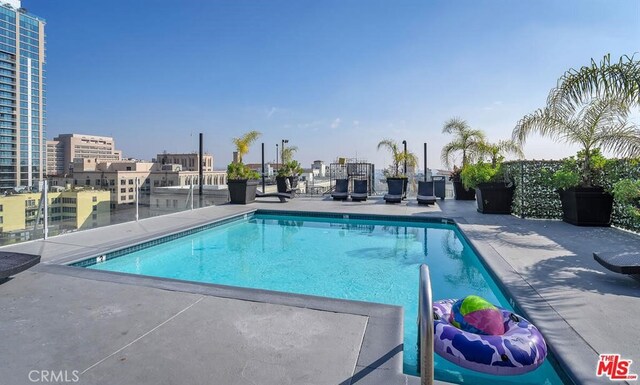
[433, 296, 547, 376]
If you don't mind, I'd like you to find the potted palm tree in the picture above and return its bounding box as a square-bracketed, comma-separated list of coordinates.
[513, 97, 639, 226]
[276, 145, 303, 193]
[441, 118, 486, 200]
[377, 139, 418, 197]
[462, 140, 523, 214]
[227, 131, 261, 204]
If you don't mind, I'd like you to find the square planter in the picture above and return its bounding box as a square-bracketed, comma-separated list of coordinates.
[453, 180, 476, 200]
[558, 187, 613, 226]
[475, 183, 515, 214]
[276, 176, 289, 193]
[227, 179, 259, 204]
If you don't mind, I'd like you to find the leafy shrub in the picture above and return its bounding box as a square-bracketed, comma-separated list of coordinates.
[461, 162, 500, 190]
[613, 179, 640, 218]
[277, 160, 304, 177]
[552, 169, 581, 190]
[551, 149, 609, 190]
[227, 162, 260, 180]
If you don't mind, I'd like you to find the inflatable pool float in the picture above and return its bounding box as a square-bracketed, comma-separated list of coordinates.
[433, 296, 547, 375]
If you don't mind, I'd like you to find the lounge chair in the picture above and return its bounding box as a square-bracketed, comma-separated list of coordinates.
[331, 179, 349, 200]
[384, 178, 403, 204]
[0, 252, 41, 279]
[350, 180, 368, 202]
[417, 181, 437, 205]
[256, 190, 293, 203]
[593, 251, 640, 275]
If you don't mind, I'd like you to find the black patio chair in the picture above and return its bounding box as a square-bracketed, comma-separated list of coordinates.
[331, 179, 349, 200]
[593, 251, 640, 275]
[350, 180, 368, 202]
[384, 179, 403, 204]
[417, 181, 437, 205]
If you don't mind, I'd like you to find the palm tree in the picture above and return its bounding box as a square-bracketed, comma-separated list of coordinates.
[513, 98, 640, 186]
[377, 139, 418, 176]
[440, 118, 486, 168]
[281, 145, 298, 164]
[478, 139, 524, 167]
[232, 130, 261, 163]
[548, 54, 640, 111]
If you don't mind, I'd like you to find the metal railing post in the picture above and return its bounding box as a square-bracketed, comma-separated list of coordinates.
[418, 264, 434, 385]
[43, 180, 48, 239]
[135, 177, 139, 221]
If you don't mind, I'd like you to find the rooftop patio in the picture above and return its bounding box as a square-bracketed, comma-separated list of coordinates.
[1, 197, 639, 385]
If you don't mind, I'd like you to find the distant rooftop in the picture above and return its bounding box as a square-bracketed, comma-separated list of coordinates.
[54, 133, 115, 141]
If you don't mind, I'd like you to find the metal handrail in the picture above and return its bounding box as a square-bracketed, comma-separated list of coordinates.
[418, 264, 434, 385]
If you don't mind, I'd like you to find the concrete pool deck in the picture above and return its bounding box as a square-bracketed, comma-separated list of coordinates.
[1, 197, 639, 384]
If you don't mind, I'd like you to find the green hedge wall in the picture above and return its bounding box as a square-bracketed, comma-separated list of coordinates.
[503, 160, 640, 233]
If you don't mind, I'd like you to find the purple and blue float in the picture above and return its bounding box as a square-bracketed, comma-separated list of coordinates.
[433, 295, 548, 376]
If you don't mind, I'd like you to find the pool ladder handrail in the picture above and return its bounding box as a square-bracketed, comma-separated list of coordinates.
[418, 263, 434, 385]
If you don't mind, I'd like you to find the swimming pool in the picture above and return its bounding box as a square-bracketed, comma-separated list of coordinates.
[76, 212, 565, 384]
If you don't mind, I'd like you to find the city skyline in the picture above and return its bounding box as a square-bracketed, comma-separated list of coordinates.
[27, 0, 639, 170]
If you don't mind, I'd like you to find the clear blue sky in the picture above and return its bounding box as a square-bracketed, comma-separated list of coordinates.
[25, 0, 639, 170]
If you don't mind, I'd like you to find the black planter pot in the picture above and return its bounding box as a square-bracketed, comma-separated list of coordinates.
[558, 187, 613, 226]
[227, 179, 258, 204]
[276, 176, 289, 193]
[387, 177, 408, 198]
[288, 176, 299, 189]
[452, 180, 476, 200]
[475, 183, 515, 214]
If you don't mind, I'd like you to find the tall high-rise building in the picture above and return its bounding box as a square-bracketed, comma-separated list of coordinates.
[0, 1, 46, 189]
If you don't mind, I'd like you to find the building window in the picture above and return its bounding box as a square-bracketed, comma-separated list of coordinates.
[120, 188, 126, 193]
[166, 199, 170, 207]
[92, 214, 97, 220]
[0, 216, 3, 224]
[120, 179, 125, 185]
[121, 195, 126, 201]
[95, 180, 100, 186]
[128, 188, 133, 192]
[129, 195, 133, 200]
[128, 179, 133, 185]
[25, 199, 36, 208]
[126, 166, 131, 171]
[110, 179, 115, 186]
[0, 204, 2, 212]
[173, 199, 177, 208]
[85, 179, 90, 186]
[92, 205, 97, 212]
[155, 199, 159, 207]
[92, 196, 97, 202]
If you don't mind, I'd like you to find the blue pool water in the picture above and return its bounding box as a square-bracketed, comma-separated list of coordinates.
[83, 213, 564, 384]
